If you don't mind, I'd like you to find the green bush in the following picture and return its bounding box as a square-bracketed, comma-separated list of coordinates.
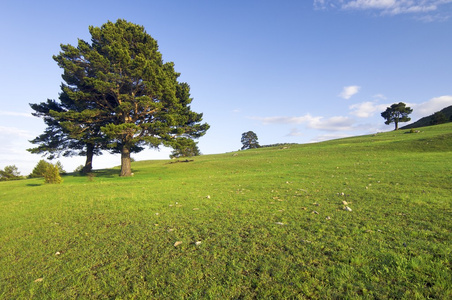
[30, 160, 51, 178]
[43, 164, 63, 184]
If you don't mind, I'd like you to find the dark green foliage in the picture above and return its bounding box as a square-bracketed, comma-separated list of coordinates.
[0, 165, 22, 181]
[52, 19, 209, 176]
[28, 97, 103, 174]
[241, 131, 260, 150]
[43, 164, 63, 184]
[430, 111, 447, 125]
[381, 102, 413, 130]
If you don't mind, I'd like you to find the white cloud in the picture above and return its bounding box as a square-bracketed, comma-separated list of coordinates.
[339, 85, 360, 99]
[0, 111, 33, 118]
[349, 101, 388, 118]
[314, 0, 452, 17]
[411, 95, 452, 119]
[0, 126, 34, 138]
[252, 114, 356, 131]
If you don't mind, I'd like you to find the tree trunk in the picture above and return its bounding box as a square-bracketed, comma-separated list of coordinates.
[394, 120, 399, 130]
[82, 143, 94, 173]
[120, 146, 132, 177]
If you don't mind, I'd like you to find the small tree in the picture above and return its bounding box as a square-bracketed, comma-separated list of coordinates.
[43, 164, 63, 184]
[0, 165, 21, 181]
[381, 102, 413, 130]
[30, 160, 52, 178]
[241, 131, 260, 150]
[170, 139, 201, 159]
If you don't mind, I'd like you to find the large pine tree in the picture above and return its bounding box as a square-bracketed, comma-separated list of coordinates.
[50, 19, 209, 176]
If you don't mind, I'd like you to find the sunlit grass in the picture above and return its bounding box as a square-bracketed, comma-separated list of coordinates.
[1, 123, 451, 298]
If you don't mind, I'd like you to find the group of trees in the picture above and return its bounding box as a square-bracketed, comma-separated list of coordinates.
[0, 165, 22, 181]
[0, 160, 65, 182]
[28, 20, 209, 176]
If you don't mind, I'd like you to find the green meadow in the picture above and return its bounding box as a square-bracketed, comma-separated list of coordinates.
[1, 124, 451, 299]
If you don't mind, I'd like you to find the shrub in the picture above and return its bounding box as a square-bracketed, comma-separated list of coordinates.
[30, 160, 51, 178]
[43, 164, 63, 184]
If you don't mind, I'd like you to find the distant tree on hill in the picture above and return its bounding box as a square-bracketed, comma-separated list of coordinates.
[430, 111, 447, 125]
[241, 131, 260, 150]
[0, 165, 22, 181]
[381, 102, 413, 130]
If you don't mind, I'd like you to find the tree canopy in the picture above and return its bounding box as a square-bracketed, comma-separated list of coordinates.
[31, 19, 209, 176]
[0, 165, 21, 181]
[241, 131, 260, 150]
[381, 102, 413, 130]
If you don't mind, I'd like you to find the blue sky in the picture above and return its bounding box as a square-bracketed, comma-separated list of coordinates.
[1, 0, 452, 174]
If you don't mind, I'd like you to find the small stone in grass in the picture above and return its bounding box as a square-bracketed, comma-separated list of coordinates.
[34, 278, 43, 283]
[275, 222, 285, 225]
[342, 200, 348, 205]
[193, 208, 199, 211]
[326, 216, 331, 220]
[206, 195, 211, 199]
[195, 241, 202, 246]
[312, 210, 319, 214]
[174, 241, 183, 247]
[344, 206, 352, 212]
[55, 251, 61, 256]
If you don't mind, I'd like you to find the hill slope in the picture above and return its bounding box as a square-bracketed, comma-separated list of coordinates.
[401, 105, 452, 129]
[1, 123, 451, 299]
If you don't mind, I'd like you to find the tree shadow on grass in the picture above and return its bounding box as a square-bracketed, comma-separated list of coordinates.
[26, 183, 42, 187]
[67, 168, 141, 179]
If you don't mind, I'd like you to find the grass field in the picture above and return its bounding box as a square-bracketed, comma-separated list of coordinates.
[1, 123, 451, 299]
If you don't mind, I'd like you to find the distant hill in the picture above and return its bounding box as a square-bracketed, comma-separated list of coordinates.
[401, 105, 452, 129]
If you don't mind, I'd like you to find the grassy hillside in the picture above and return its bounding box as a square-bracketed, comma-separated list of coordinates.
[1, 124, 451, 299]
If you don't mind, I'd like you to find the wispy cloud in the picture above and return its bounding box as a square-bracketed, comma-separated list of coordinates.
[349, 95, 452, 120]
[410, 95, 452, 119]
[286, 128, 304, 137]
[0, 110, 33, 118]
[339, 85, 361, 99]
[252, 114, 356, 131]
[349, 101, 388, 118]
[0, 126, 34, 138]
[314, 0, 452, 19]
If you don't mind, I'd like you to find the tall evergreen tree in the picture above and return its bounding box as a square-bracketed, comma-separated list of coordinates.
[52, 19, 209, 176]
[381, 102, 413, 130]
